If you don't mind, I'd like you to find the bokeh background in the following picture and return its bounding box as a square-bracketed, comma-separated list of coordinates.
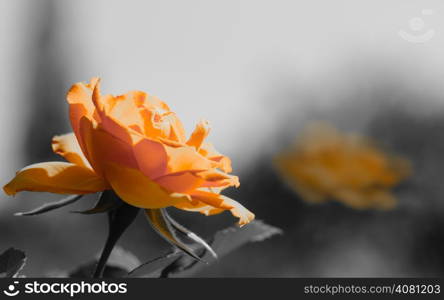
[1, 0, 444, 277]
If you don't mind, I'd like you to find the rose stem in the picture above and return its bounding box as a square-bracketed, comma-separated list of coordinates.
[93, 203, 140, 278]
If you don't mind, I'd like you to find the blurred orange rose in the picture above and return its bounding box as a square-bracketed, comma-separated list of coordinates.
[4, 78, 254, 225]
[274, 123, 411, 210]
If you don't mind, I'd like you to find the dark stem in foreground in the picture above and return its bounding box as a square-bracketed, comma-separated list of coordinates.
[93, 202, 140, 278]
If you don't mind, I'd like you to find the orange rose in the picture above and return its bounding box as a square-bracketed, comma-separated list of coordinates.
[4, 78, 254, 225]
[275, 123, 411, 210]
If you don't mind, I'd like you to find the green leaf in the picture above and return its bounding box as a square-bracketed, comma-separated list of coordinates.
[145, 209, 204, 262]
[14, 194, 83, 216]
[71, 190, 122, 214]
[70, 264, 128, 278]
[127, 252, 182, 278]
[105, 246, 141, 271]
[127, 210, 219, 278]
[0, 248, 26, 278]
[128, 220, 282, 278]
[171, 220, 282, 277]
[69, 246, 140, 278]
[209, 220, 283, 258]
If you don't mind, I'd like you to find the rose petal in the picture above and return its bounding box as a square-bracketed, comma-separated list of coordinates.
[334, 189, 397, 210]
[164, 144, 217, 174]
[155, 169, 239, 193]
[3, 162, 108, 196]
[67, 78, 100, 148]
[139, 108, 186, 143]
[196, 169, 240, 188]
[103, 162, 192, 209]
[155, 172, 205, 193]
[51, 132, 91, 169]
[78, 117, 139, 176]
[178, 190, 254, 226]
[199, 142, 232, 173]
[91, 81, 134, 145]
[132, 138, 168, 179]
[101, 90, 149, 139]
[187, 120, 210, 150]
[166, 113, 187, 143]
[175, 201, 225, 216]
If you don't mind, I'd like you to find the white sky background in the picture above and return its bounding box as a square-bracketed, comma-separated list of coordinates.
[2, 0, 444, 183]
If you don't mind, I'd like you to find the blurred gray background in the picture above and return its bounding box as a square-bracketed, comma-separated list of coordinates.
[1, 0, 444, 277]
